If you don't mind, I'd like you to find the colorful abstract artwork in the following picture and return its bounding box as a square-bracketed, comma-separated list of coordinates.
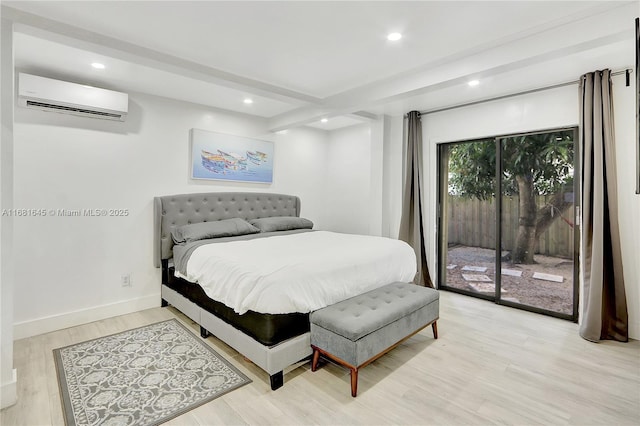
[190, 129, 274, 183]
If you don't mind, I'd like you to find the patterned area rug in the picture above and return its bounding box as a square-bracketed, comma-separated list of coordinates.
[54, 319, 251, 426]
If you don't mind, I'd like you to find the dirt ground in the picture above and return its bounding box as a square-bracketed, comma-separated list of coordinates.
[444, 246, 574, 315]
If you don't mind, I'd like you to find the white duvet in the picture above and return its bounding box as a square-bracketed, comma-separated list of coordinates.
[180, 231, 417, 315]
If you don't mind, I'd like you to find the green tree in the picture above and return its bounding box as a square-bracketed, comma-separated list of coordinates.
[448, 131, 574, 264]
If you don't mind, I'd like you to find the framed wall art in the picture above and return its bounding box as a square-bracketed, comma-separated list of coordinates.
[190, 129, 274, 184]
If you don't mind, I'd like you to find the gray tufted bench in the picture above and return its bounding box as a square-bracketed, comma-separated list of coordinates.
[310, 282, 439, 397]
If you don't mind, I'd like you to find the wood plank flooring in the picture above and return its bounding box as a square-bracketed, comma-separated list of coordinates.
[2, 291, 639, 425]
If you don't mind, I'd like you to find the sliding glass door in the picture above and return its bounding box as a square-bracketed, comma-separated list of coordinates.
[438, 138, 498, 302]
[438, 128, 578, 320]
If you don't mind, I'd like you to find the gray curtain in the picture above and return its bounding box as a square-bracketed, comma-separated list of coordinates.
[579, 69, 628, 342]
[399, 111, 432, 288]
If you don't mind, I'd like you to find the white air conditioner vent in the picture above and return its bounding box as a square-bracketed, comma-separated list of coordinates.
[18, 73, 128, 121]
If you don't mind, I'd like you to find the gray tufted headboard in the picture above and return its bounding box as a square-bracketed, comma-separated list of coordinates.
[153, 192, 301, 267]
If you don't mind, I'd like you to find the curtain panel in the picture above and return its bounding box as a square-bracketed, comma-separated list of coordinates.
[579, 69, 628, 342]
[399, 111, 432, 288]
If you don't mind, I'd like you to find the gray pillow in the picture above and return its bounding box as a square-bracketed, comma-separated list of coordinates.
[249, 216, 313, 232]
[172, 218, 260, 244]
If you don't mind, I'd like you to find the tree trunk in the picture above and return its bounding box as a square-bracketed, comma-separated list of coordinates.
[512, 175, 537, 264]
[511, 180, 573, 264]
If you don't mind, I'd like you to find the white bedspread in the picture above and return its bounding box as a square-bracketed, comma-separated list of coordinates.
[181, 231, 417, 314]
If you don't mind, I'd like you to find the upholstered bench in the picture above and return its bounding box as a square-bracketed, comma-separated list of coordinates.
[310, 282, 439, 397]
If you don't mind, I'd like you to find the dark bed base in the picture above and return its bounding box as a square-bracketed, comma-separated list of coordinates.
[164, 266, 310, 346]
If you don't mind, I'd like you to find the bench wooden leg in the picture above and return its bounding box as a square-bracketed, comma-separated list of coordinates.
[311, 348, 320, 372]
[350, 368, 358, 397]
[432, 321, 438, 339]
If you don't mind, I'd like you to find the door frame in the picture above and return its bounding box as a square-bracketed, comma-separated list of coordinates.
[436, 126, 580, 322]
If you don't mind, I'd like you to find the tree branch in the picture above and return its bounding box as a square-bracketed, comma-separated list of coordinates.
[535, 190, 573, 239]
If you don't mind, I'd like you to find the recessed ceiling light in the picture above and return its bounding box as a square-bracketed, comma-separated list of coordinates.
[243, 98, 253, 104]
[468, 80, 480, 87]
[321, 118, 328, 123]
[91, 62, 105, 69]
[387, 32, 402, 41]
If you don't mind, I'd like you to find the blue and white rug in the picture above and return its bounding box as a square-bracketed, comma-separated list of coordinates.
[54, 319, 251, 426]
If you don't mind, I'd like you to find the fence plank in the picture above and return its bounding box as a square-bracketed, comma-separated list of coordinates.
[447, 195, 574, 258]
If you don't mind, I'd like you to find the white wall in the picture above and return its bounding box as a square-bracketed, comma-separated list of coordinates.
[323, 123, 373, 234]
[1, 17, 17, 409]
[382, 115, 404, 239]
[611, 73, 640, 340]
[12, 92, 328, 338]
[269, 127, 329, 227]
[322, 117, 393, 236]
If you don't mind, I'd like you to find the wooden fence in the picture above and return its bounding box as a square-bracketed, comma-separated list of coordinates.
[446, 196, 574, 259]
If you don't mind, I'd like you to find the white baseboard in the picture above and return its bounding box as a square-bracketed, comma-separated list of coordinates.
[629, 319, 640, 341]
[13, 294, 161, 340]
[1, 368, 17, 409]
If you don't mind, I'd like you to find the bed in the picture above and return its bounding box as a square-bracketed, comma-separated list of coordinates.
[154, 192, 416, 390]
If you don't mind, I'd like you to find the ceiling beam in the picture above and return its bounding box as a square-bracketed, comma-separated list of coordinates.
[3, 2, 634, 133]
[2, 5, 321, 107]
[267, 1, 634, 130]
[268, 27, 631, 131]
[349, 111, 379, 122]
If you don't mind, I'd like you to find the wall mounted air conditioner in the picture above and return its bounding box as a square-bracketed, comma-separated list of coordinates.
[18, 73, 128, 121]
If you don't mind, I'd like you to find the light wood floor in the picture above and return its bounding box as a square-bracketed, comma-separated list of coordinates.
[2, 291, 639, 425]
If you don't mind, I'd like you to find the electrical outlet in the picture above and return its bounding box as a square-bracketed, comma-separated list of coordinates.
[121, 274, 132, 287]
